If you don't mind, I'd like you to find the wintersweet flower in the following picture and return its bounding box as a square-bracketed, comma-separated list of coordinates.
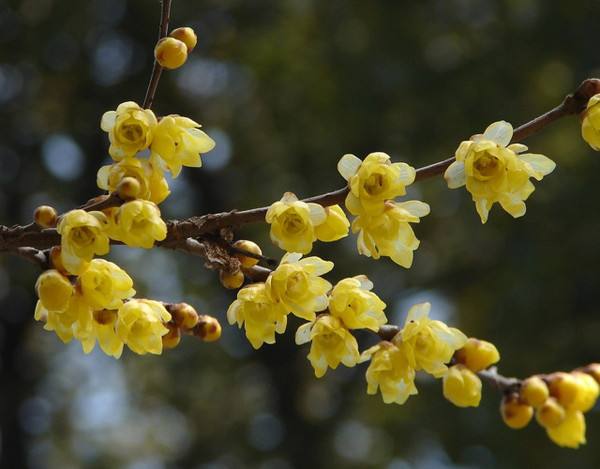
[444, 121, 556, 223]
[77, 309, 124, 358]
[327, 276, 387, 331]
[581, 94, 600, 150]
[546, 410, 586, 448]
[57, 210, 110, 274]
[150, 115, 215, 177]
[337, 152, 416, 216]
[295, 315, 360, 378]
[265, 253, 334, 321]
[400, 302, 467, 377]
[265, 192, 326, 254]
[112, 200, 167, 248]
[352, 200, 430, 268]
[35, 269, 73, 312]
[116, 299, 171, 355]
[443, 365, 482, 407]
[101, 101, 157, 160]
[227, 283, 288, 349]
[314, 205, 350, 242]
[359, 340, 417, 405]
[78, 259, 135, 310]
[34, 294, 91, 344]
[97, 157, 170, 204]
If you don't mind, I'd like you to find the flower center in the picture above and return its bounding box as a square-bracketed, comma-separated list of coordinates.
[283, 212, 306, 235]
[364, 173, 386, 196]
[119, 121, 144, 144]
[473, 153, 502, 180]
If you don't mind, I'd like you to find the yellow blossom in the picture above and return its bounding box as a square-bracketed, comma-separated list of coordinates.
[35, 294, 91, 344]
[227, 283, 288, 349]
[352, 200, 430, 268]
[338, 152, 416, 216]
[444, 121, 556, 223]
[546, 410, 586, 448]
[100, 101, 157, 160]
[116, 299, 171, 355]
[327, 276, 387, 331]
[443, 365, 482, 407]
[265, 253, 333, 321]
[314, 205, 350, 242]
[79, 259, 135, 310]
[112, 200, 167, 248]
[359, 341, 417, 405]
[401, 302, 467, 377]
[35, 269, 73, 312]
[295, 315, 360, 378]
[150, 115, 215, 177]
[265, 192, 326, 254]
[97, 157, 170, 204]
[57, 210, 110, 274]
[582, 94, 600, 150]
[76, 309, 124, 358]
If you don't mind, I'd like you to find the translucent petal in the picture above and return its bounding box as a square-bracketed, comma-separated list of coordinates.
[396, 200, 430, 218]
[337, 154, 362, 180]
[444, 161, 466, 189]
[482, 121, 513, 147]
[519, 153, 556, 180]
[295, 322, 313, 345]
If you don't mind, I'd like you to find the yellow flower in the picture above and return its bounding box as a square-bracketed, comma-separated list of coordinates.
[295, 315, 359, 378]
[352, 200, 430, 268]
[79, 259, 135, 310]
[582, 94, 600, 150]
[444, 121, 556, 223]
[35, 269, 73, 312]
[76, 309, 124, 358]
[101, 101, 157, 160]
[227, 283, 288, 349]
[265, 253, 333, 321]
[443, 365, 482, 407]
[116, 299, 171, 355]
[328, 276, 387, 331]
[112, 200, 167, 248]
[546, 410, 586, 448]
[150, 115, 215, 177]
[314, 205, 350, 242]
[35, 294, 91, 344]
[337, 152, 416, 216]
[265, 192, 326, 254]
[454, 337, 500, 372]
[97, 157, 170, 204]
[401, 302, 467, 377]
[57, 210, 110, 274]
[359, 340, 417, 405]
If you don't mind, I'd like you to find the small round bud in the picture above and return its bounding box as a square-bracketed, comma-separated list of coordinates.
[582, 363, 600, 383]
[49, 246, 68, 274]
[194, 315, 222, 342]
[117, 177, 141, 200]
[162, 323, 181, 349]
[520, 376, 549, 408]
[454, 338, 500, 372]
[34, 205, 57, 228]
[501, 394, 534, 429]
[536, 397, 566, 428]
[154, 37, 188, 69]
[170, 302, 199, 330]
[169, 27, 197, 52]
[220, 269, 245, 289]
[233, 240, 262, 268]
[547, 372, 579, 408]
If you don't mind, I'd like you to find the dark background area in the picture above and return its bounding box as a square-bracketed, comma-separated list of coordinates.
[1, 0, 599, 468]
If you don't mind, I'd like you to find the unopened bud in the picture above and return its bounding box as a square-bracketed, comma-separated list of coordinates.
[170, 302, 199, 330]
[34, 205, 57, 228]
[501, 393, 534, 429]
[193, 315, 222, 342]
[49, 246, 68, 274]
[520, 376, 549, 408]
[154, 37, 188, 69]
[117, 177, 141, 200]
[232, 240, 262, 268]
[547, 372, 579, 408]
[169, 27, 197, 52]
[220, 269, 245, 289]
[536, 397, 566, 428]
[162, 323, 181, 349]
[454, 338, 500, 372]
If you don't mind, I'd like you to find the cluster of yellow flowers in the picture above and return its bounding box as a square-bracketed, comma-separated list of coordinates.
[499, 367, 600, 448]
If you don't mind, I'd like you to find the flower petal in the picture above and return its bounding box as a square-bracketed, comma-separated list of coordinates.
[444, 161, 466, 189]
[337, 154, 362, 181]
[482, 121, 513, 147]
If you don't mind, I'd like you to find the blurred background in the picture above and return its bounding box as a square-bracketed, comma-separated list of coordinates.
[1, 0, 600, 467]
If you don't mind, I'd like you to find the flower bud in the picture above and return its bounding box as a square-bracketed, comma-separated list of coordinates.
[170, 302, 199, 330]
[193, 315, 222, 342]
[570, 372, 600, 412]
[220, 269, 245, 289]
[49, 246, 68, 274]
[34, 205, 57, 228]
[117, 176, 141, 200]
[442, 365, 482, 407]
[583, 363, 600, 383]
[547, 372, 580, 408]
[154, 37, 188, 69]
[501, 394, 534, 429]
[162, 323, 181, 349]
[169, 27, 197, 52]
[233, 240, 262, 268]
[36, 269, 73, 312]
[454, 338, 500, 372]
[520, 376, 549, 408]
[581, 94, 600, 150]
[536, 397, 566, 428]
